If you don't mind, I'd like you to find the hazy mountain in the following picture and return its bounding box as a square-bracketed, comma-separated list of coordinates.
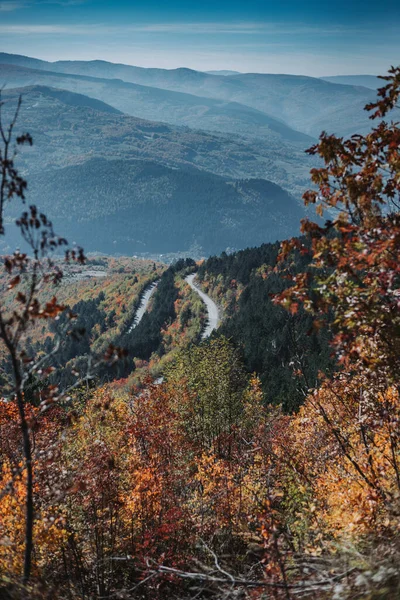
[0, 84, 307, 255]
[6, 157, 305, 255]
[321, 75, 381, 90]
[206, 70, 241, 75]
[2, 55, 382, 256]
[198, 73, 378, 136]
[18, 85, 123, 114]
[0, 51, 47, 70]
[2, 85, 313, 196]
[0, 53, 383, 136]
[0, 60, 311, 146]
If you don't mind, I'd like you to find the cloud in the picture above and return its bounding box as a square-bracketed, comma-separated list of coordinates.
[0, 22, 265, 35]
[0, 0, 85, 10]
[133, 22, 267, 34]
[0, 21, 372, 37]
[0, 23, 98, 34]
[0, 1, 27, 11]
[125, 22, 362, 36]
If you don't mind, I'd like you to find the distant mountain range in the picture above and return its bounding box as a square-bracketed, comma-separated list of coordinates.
[0, 61, 311, 145]
[321, 75, 381, 90]
[41, 159, 305, 254]
[5, 155, 305, 255]
[206, 70, 241, 76]
[0, 84, 305, 255]
[0, 52, 389, 256]
[0, 53, 386, 137]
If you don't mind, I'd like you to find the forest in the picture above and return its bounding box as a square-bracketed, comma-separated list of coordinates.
[198, 241, 334, 411]
[0, 66, 399, 600]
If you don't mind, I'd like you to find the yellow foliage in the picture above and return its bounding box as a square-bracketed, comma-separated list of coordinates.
[0, 461, 66, 577]
[281, 377, 400, 545]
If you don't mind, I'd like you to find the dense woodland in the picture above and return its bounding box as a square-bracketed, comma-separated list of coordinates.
[0, 66, 399, 600]
[198, 242, 334, 411]
[24, 159, 304, 255]
[116, 258, 196, 363]
[0, 242, 332, 411]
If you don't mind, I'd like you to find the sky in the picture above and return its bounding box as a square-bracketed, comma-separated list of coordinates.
[0, 0, 399, 75]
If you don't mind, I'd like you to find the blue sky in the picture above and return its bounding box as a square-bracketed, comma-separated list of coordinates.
[0, 0, 399, 75]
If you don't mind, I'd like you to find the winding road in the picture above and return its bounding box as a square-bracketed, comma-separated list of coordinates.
[129, 272, 220, 387]
[128, 280, 158, 332]
[184, 273, 220, 339]
[129, 273, 220, 340]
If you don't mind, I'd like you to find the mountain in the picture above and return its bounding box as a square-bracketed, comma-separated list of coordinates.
[1, 85, 313, 196]
[0, 51, 47, 70]
[17, 85, 123, 114]
[0, 52, 382, 137]
[0, 60, 311, 146]
[1, 54, 383, 257]
[0, 85, 305, 255]
[196, 73, 378, 137]
[11, 157, 305, 255]
[0, 53, 382, 137]
[206, 70, 241, 76]
[321, 75, 381, 90]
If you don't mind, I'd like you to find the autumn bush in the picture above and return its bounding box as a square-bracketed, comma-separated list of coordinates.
[0, 344, 267, 598]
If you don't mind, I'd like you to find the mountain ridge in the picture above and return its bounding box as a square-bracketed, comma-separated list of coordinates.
[1, 84, 313, 196]
[0, 52, 383, 137]
[0, 61, 313, 145]
[321, 74, 381, 89]
[17, 156, 305, 255]
[0, 84, 307, 256]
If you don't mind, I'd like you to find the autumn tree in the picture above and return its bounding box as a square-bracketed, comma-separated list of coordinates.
[151, 65, 400, 600]
[266, 66, 400, 596]
[165, 338, 247, 458]
[0, 91, 124, 588]
[276, 66, 400, 385]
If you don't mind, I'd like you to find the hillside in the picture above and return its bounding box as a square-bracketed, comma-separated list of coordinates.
[197, 242, 333, 411]
[0, 84, 313, 200]
[0, 84, 309, 256]
[17, 157, 304, 255]
[19, 85, 123, 114]
[205, 70, 241, 76]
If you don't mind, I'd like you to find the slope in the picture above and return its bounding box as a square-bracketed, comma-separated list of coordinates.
[1, 85, 313, 196]
[18, 157, 305, 255]
[321, 75, 381, 89]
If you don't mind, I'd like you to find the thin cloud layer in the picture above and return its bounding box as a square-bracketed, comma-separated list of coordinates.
[0, 22, 370, 36]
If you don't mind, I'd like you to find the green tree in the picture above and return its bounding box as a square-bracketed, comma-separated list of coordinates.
[165, 337, 247, 457]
